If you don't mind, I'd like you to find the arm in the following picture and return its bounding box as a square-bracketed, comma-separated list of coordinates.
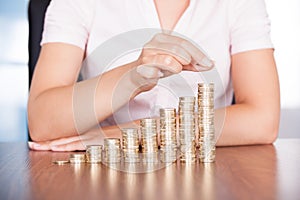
[27, 120, 139, 151]
[216, 49, 280, 146]
[28, 43, 142, 141]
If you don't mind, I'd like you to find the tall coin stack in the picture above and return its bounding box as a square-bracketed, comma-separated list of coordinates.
[121, 128, 140, 163]
[86, 145, 103, 163]
[178, 96, 197, 162]
[159, 108, 177, 163]
[198, 83, 216, 163]
[140, 118, 159, 163]
[103, 138, 121, 163]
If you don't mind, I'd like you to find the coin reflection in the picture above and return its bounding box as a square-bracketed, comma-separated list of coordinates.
[123, 170, 137, 200]
[144, 172, 156, 200]
[89, 164, 101, 191]
[162, 164, 176, 199]
[200, 163, 215, 200]
[181, 162, 195, 199]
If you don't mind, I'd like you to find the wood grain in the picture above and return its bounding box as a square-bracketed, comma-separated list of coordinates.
[0, 139, 299, 200]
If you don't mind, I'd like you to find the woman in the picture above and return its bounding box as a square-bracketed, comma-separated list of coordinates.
[28, 0, 280, 151]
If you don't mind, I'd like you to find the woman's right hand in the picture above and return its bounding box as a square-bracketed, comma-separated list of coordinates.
[130, 33, 214, 92]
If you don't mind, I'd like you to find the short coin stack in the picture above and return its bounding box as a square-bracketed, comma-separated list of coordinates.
[198, 83, 216, 163]
[69, 154, 86, 164]
[140, 118, 159, 163]
[86, 145, 103, 163]
[103, 138, 122, 163]
[178, 96, 197, 162]
[121, 128, 140, 163]
[159, 108, 177, 163]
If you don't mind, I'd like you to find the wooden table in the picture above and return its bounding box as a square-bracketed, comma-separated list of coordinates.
[0, 139, 299, 200]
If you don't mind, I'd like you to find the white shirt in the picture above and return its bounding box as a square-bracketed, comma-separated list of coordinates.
[41, 0, 273, 125]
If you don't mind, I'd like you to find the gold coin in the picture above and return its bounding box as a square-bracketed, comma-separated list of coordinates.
[53, 160, 69, 165]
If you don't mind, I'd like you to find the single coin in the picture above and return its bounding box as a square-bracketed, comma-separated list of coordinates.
[53, 160, 69, 165]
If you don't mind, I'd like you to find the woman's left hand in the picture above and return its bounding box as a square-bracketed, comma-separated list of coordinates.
[28, 125, 122, 151]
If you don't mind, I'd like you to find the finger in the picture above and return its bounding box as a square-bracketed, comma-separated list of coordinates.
[153, 33, 214, 70]
[138, 54, 183, 78]
[182, 64, 199, 72]
[144, 42, 191, 65]
[49, 135, 82, 146]
[50, 140, 85, 152]
[28, 141, 51, 151]
[137, 65, 163, 79]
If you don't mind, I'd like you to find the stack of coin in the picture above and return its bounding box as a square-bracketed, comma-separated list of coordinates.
[86, 145, 103, 163]
[178, 96, 197, 162]
[198, 83, 216, 163]
[69, 154, 86, 164]
[159, 108, 177, 163]
[103, 138, 122, 163]
[121, 128, 140, 163]
[140, 118, 159, 163]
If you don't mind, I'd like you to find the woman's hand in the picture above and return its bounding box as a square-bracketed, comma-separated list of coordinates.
[28, 135, 86, 151]
[130, 33, 214, 91]
[28, 125, 122, 151]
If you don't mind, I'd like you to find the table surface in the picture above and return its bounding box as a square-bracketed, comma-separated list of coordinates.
[0, 139, 299, 200]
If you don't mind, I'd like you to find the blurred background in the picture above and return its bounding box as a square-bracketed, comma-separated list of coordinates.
[0, 0, 299, 141]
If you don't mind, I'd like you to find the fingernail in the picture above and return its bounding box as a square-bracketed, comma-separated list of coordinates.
[29, 141, 41, 148]
[200, 57, 214, 68]
[28, 141, 34, 148]
[33, 143, 41, 147]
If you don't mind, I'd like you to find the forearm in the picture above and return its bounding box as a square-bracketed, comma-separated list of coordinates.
[216, 103, 279, 146]
[28, 85, 76, 141]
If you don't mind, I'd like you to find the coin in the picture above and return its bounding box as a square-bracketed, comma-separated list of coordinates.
[69, 153, 86, 164]
[53, 160, 69, 165]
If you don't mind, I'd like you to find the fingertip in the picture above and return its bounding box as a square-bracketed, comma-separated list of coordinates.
[28, 141, 34, 149]
[194, 57, 214, 70]
[29, 142, 50, 151]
